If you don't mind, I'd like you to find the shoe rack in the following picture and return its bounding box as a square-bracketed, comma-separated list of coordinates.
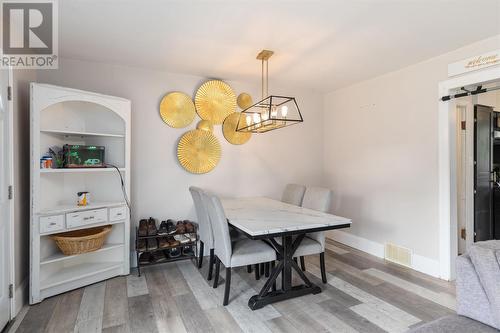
[135, 220, 198, 276]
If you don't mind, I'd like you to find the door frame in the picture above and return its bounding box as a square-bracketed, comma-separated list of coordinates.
[438, 65, 500, 280]
[3, 68, 15, 320]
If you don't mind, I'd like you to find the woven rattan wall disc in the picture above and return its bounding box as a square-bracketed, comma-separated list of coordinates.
[237, 93, 253, 110]
[195, 80, 236, 124]
[160, 92, 196, 128]
[222, 112, 251, 145]
[177, 129, 221, 174]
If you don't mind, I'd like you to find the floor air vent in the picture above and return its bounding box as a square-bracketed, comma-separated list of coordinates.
[384, 243, 412, 267]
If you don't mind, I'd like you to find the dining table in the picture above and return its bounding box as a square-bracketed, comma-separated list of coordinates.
[221, 197, 351, 310]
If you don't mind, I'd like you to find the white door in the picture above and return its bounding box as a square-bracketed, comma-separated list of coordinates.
[0, 68, 13, 330]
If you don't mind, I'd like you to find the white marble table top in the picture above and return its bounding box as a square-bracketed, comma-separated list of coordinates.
[221, 197, 351, 238]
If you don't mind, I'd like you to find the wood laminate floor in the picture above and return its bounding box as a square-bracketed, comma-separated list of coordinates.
[9, 240, 456, 333]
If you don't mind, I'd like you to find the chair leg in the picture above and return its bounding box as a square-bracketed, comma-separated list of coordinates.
[320, 252, 327, 283]
[254, 264, 260, 280]
[265, 262, 270, 277]
[293, 257, 298, 264]
[300, 256, 306, 271]
[198, 241, 204, 269]
[207, 249, 215, 281]
[213, 256, 221, 288]
[260, 263, 265, 275]
[247, 265, 252, 273]
[223, 267, 231, 306]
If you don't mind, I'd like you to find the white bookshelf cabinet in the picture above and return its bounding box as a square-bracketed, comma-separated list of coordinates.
[30, 84, 131, 304]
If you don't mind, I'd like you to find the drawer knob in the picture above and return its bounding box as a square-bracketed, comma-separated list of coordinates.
[49, 222, 57, 226]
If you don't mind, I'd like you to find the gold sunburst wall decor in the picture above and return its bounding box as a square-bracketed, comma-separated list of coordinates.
[195, 80, 236, 124]
[177, 129, 221, 174]
[237, 93, 253, 110]
[196, 120, 214, 132]
[160, 92, 196, 128]
[223, 112, 252, 145]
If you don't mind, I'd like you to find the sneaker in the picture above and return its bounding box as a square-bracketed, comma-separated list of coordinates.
[186, 233, 197, 242]
[147, 238, 158, 250]
[137, 239, 147, 252]
[176, 221, 186, 234]
[138, 219, 148, 237]
[169, 247, 181, 258]
[166, 219, 177, 234]
[158, 221, 169, 235]
[139, 252, 151, 265]
[151, 251, 167, 263]
[174, 234, 190, 244]
[147, 217, 158, 236]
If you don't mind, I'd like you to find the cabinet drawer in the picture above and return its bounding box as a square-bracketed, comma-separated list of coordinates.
[40, 215, 64, 234]
[109, 206, 127, 222]
[66, 209, 107, 228]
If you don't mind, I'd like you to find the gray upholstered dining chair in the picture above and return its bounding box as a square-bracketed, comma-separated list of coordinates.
[204, 192, 277, 306]
[189, 186, 216, 280]
[296, 186, 331, 283]
[281, 184, 306, 206]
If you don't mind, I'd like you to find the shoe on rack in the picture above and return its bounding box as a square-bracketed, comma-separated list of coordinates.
[183, 220, 195, 233]
[158, 237, 169, 249]
[139, 252, 151, 265]
[186, 233, 197, 242]
[147, 217, 158, 236]
[166, 219, 177, 234]
[147, 238, 158, 251]
[137, 239, 147, 252]
[158, 221, 169, 235]
[151, 251, 167, 263]
[138, 219, 148, 237]
[182, 246, 194, 256]
[169, 247, 181, 258]
[174, 234, 190, 244]
[169, 236, 180, 247]
[176, 221, 186, 234]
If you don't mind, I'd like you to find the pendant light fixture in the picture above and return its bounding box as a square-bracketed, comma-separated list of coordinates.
[236, 50, 303, 133]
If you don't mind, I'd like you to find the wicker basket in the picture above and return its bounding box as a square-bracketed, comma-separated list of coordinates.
[51, 225, 112, 255]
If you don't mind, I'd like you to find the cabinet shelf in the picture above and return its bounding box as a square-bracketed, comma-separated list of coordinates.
[41, 244, 124, 265]
[40, 262, 123, 290]
[40, 168, 125, 174]
[41, 129, 125, 138]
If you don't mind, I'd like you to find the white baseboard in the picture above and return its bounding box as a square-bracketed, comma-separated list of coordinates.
[326, 230, 441, 278]
[14, 279, 27, 317]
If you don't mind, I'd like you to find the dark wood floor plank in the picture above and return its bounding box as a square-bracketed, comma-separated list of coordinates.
[128, 295, 158, 333]
[44, 288, 84, 333]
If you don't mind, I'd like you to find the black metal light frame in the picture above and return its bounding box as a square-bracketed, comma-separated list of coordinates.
[236, 95, 303, 133]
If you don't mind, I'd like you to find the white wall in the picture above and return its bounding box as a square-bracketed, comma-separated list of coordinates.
[323, 35, 500, 271]
[37, 58, 324, 225]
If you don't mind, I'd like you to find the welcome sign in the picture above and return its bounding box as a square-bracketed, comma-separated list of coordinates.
[448, 49, 500, 77]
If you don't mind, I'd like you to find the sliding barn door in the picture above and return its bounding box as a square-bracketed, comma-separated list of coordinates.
[474, 104, 494, 242]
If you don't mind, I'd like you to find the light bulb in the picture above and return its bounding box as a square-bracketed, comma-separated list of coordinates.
[262, 111, 269, 121]
[271, 106, 278, 118]
[281, 105, 288, 117]
[253, 113, 261, 123]
[246, 115, 252, 126]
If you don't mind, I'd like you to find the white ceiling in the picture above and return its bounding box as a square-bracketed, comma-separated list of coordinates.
[60, 0, 500, 92]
